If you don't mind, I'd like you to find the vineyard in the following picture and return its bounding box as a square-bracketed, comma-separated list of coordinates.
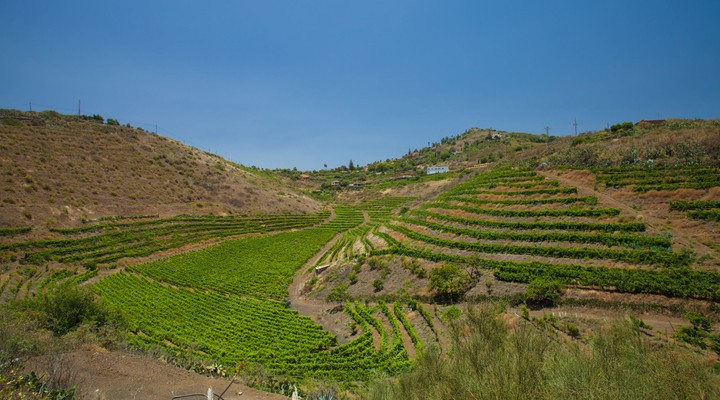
[594, 166, 720, 192]
[87, 199, 435, 384]
[0, 211, 330, 300]
[670, 200, 720, 222]
[366, 168, 720, 300]
[314, 198, 415, 266]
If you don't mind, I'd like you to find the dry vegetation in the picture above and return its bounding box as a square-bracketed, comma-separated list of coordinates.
[0, 109, 320, 231]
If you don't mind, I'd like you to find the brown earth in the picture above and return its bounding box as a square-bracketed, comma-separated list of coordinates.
[0, 110, 321, 231]
[546, 169, 720, 268]
[24, 349, 286, 400]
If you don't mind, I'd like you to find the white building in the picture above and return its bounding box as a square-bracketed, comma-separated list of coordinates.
[426, 166, 449, 175]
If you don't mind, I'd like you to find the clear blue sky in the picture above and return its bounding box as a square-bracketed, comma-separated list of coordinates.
[2, 1, 719, 170]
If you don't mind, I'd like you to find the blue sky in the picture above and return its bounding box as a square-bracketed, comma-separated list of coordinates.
[2, 1, 719, 170]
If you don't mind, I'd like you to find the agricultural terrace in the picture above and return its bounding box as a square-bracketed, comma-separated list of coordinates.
[670, 200, 720, 222]
[594, 166, 720, 192]
[93, 199, 432, 383]
[315, 198, 415, 266]
[371, 168, 720, 300]
[0, 211, 329, 300]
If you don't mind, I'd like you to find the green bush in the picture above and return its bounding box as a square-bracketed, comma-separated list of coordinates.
[525, 278, 565, 307]
[428, 263, 471, 299]
[372, 279, 384, 292]
[326, 283, 349, 302]
[22, 282, 115, 335]
[364, 305, 720, 400]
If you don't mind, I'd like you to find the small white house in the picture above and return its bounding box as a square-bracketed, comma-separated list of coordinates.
[427, 166, 449, 175]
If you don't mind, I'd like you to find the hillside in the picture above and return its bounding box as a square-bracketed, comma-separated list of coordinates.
[2, 113, 720, 399]
[0, 109, 321, 230]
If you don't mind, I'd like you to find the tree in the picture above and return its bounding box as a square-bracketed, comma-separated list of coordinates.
[348, 160, 355, 170]
[428, 263, 470, 299]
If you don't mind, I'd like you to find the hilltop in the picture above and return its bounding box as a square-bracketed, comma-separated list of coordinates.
[0, 109, 321, 230]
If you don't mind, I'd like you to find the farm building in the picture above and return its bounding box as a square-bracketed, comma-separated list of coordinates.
[427, 166, 449, 175]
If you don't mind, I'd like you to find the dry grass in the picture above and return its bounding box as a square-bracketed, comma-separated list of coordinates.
[0, 110, 321, 231]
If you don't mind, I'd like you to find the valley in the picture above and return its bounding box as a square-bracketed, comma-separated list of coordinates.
[1, 111, 720, 399]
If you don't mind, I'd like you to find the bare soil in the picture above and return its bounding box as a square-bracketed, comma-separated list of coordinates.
[0, 111, 321, 231]
[24, 349, 286, 400]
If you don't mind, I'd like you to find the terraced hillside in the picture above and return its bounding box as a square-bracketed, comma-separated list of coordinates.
[0, 109, 321, 229]
[90, 203, 435, 386]
[307, 167, 720, 311]
[377, 169, 718, 299]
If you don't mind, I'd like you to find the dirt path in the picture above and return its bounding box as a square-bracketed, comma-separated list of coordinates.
[524, 305, 689, 337]
[24, 350, 286, 400]
[286, 207, 357, 337]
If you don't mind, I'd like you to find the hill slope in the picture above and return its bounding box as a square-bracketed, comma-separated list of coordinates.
[0, 109, 321, 229]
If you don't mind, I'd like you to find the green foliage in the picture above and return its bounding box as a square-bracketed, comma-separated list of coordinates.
[20, 282, 115, 336]
[0, 226, 31, 236]
[412, 209, 646, 232]
[372, 279, 384, 292]
[426, 202, 621, 218]
[595, 166, 720, 192]
[428, 263, 470, 299]
[524, 278, 564, 307]
[685, 311, 712, 332]
[364, 305, 720, 400]
[106, 118, 120, 125]
[402, 216, 669, 249]
[441, 305, 461, 322]
[610, 121, 634, 134]
[132, 228, 337, 299]
[6, 211, 331, 270]
[565, 322, 580, 338]
[326, 283, 350, 302]
[372, 237, 718, 300]
[387, 224, 689, 267]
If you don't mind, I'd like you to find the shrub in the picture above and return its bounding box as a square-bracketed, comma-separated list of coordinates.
[106, 118, 120, 126]
[428, 263, 471, 300]
[326, 283, 349, 302]
[372, 279, 384, 292]
[442, 305, 461, 322]
[566, 322, 580, 338]
[36, 283, 114, 335]
[525, 278, 565, 307]
[364, 305, 720, 399]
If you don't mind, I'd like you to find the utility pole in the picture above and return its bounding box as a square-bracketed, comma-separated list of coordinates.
[155, 124, 158, 135]
[78, 100, 81, 116]
[573, 118, 578, 136]
[545, 126, 550, 154]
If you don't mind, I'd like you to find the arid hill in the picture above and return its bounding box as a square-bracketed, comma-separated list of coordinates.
[0, 109, 321, 230]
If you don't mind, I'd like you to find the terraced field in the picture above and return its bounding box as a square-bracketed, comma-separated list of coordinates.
[594, 166, 720, 192]
[314, 198, 414, 267]
[369, 168, 720, 300]
[92, 202, 432, 383]
[0, 211, 330, 300]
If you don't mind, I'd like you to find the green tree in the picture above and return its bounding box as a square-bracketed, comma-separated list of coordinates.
[348, 159, 355, 170]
